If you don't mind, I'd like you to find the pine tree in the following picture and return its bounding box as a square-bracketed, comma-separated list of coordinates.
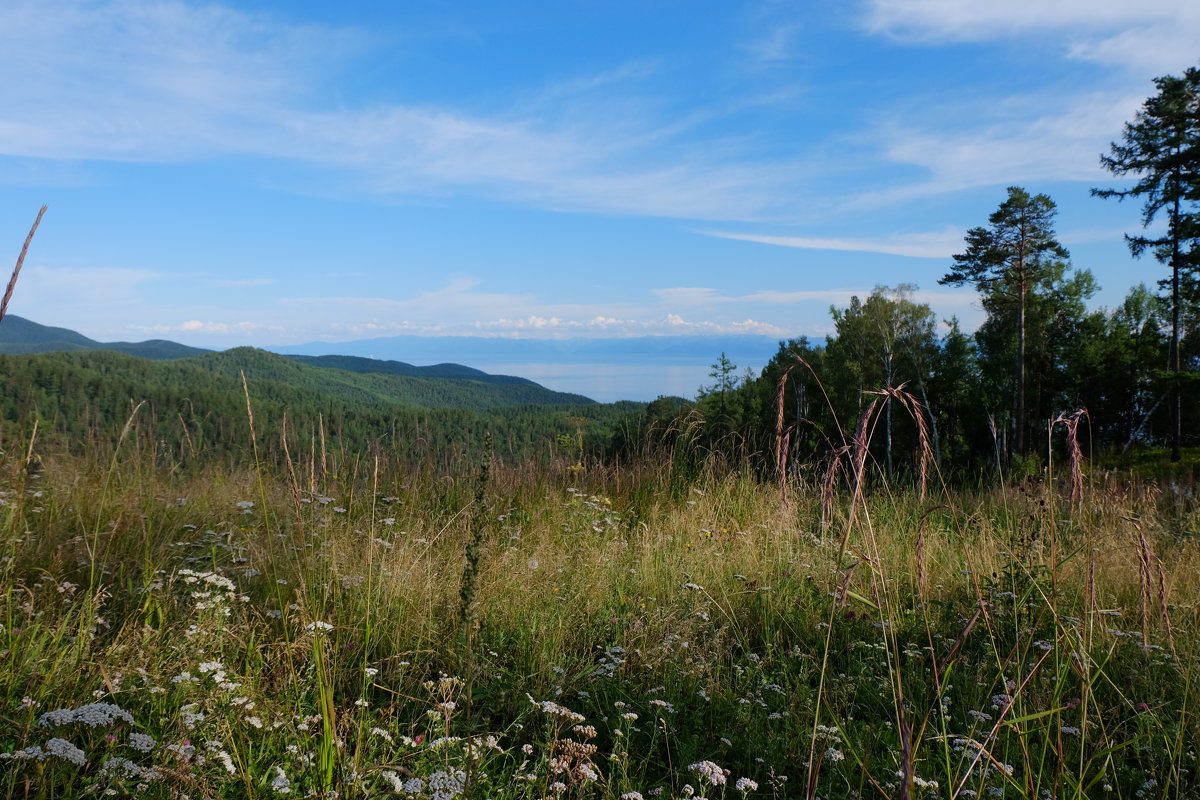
[1093, 66, 1200, 461]
[940, 187, 1071, 460]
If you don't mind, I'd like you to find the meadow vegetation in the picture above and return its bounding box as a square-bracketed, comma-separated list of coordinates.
[1, 410, 1197, 799]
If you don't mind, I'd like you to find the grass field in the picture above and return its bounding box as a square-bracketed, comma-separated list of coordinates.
[1, 430, 1197, 799]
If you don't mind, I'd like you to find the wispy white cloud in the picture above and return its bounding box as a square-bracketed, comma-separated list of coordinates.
[0, 1, 818, 222]
[854, 90, 1143, 204]
[854, 1, 1200, 205]
[651, 287, 735, 306]
[703, 226, 965, 258]
[149, 320, 282, 336]
[863, 0, 1200, 73]
[0, 1, 359, 161]
[743, 21, 806, 64]
[653, 284, 977, 310]
[120, 275, 810, 342]
[16, 265, 163, 313]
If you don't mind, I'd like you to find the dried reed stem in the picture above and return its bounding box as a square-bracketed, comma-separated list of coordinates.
[1052, 409, 1088, 508]
[1135, 525, 1154, 649]
[847, 397, 880, 529]
[774, 362, 798, 504]
[1, 205, 47, 324]
[821, 448, 846, 527]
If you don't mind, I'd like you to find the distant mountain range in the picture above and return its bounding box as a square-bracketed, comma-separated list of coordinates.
[0, 314, 210, 358]
[0, 315, 594, 407]
[0, 316, 679, 462]
[268, 333, 788, 367]
[0, 314, 800, 404]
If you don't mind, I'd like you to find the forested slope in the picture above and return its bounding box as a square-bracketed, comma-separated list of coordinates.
[0, 348, 636, 466]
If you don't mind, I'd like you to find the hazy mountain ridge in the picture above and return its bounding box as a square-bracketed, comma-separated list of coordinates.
[269, 333, 787, 366]
[0, 315, 209, 359]
[0, 316, 585, 398]
[284, 354, 536, 385]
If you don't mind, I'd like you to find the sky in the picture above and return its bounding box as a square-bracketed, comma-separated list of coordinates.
[0, 1, 1197, 399]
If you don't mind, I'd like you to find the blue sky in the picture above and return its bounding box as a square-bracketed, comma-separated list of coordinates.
[1, 0, 1195, 355]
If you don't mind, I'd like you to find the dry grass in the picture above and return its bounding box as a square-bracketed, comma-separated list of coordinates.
[2, 440, 1199, 798]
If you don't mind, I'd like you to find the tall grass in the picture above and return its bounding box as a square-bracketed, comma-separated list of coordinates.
[1, 407, 1197, 799]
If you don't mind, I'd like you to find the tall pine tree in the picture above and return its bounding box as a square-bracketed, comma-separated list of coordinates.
[1093, 66, 1200, 461]
[940, 187, 1071, 461]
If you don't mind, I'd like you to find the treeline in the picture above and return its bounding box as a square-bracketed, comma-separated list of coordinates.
[631, 278, 1186, 481]
[632, 67, 1200, 481]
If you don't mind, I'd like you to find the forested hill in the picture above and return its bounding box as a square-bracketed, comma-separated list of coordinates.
[0, 314, 209, 358]
[283, 354, 537, 385]
[0, 315, 568, 392]
[190, 347, 593, 407]
[0, 348, 632, 465]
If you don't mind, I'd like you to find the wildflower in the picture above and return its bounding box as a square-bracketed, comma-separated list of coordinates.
[306, 621, 334, 634]
[1060, 726, 1081, 736]
[550, 783, 568, 794]
[236, 500, 254, 510]
[40, 702, 135, 729]
[0, 746, 44, 761]
[689, 760, 728, 786]
[735, 777, 758, 793]
[127, 732, 155, 753]
[824, 747, 845, 762]
[206, 741, 236, 774]
[533, 699, 585, 723]
[622, 793, 645, 800]
[428, 768, 466, 800]
[198, 660, 225, 676]
[271, 765, 291, 794]
[44, 738, 87, 766]
[180, 704, 206, 729]
[99, 756, 162, 782]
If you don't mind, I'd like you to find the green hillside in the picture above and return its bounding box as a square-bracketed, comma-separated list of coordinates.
[0, 315, 209, 358]
[0, 348, 634, 465]
[285, 354, 532, 384]
[194, 347, 593, 408]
